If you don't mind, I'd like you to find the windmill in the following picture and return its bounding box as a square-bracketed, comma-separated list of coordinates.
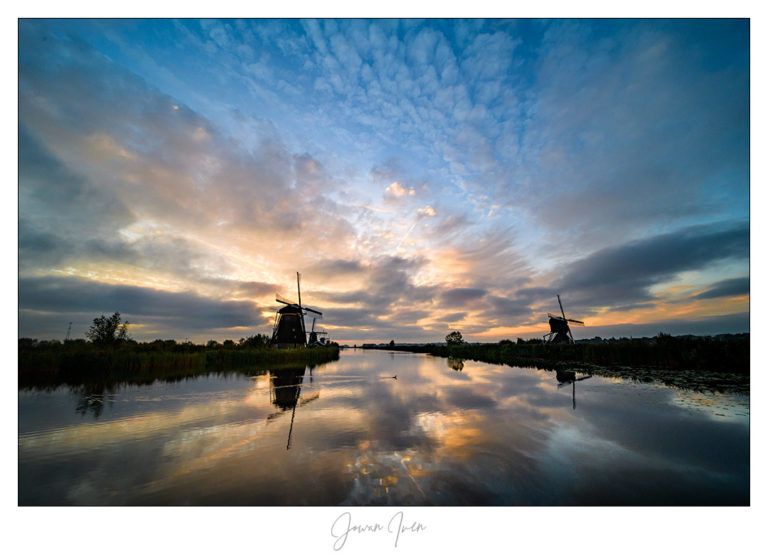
[307, 316, 329, 347]
[543, 294, 584, 344]
[271, 272, 322, 348]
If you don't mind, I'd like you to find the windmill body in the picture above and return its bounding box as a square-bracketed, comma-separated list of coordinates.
[272, 304, 307, 348]
[547, 315, 574, 343]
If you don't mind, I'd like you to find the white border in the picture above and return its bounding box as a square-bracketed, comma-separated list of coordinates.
[6, 5, 763, 559]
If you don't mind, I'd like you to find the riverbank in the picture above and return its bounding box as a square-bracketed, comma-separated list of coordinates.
[384, 335, 749, 394]
[18, 342, 340, 389]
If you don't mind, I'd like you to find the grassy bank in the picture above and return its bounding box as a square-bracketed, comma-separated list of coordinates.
[19, 340, 340, 389]
[385, 335, 749, 394]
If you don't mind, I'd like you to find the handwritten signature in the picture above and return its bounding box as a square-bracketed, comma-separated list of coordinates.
[331, 510, 426, 550]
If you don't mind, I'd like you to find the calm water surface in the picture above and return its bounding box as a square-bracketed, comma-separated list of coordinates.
[19, 349, 749, 505]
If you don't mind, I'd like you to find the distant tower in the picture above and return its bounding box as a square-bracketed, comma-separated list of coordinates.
[65, 322, 72, 341]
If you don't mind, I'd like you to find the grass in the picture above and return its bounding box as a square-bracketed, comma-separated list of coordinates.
[385, 335, 749, 394]
[18, 341, 340, 389]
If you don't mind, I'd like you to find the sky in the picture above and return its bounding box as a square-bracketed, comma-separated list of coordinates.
[17, 18, 750, 344]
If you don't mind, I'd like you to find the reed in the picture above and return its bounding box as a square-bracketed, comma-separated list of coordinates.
[391, 335, 748, 373]
[387, 335, 749, 393]
[18, 341, 340, 389]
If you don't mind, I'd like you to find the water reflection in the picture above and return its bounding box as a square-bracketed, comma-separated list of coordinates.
[447, 356, 465, 371]
[554, 368, 593, 410]
[73, 386, 116, 418]
[270, 366, 305, 411]
[18, 350, 749, 505]
[268, 366, 321, 449]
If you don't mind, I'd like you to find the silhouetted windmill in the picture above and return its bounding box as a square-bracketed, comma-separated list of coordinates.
[271, 272, 322, 348]
[543, 294, 584, 344]
[307, 316, 329, 346]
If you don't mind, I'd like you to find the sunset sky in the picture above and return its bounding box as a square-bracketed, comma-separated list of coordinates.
[18, 18, 749, 343]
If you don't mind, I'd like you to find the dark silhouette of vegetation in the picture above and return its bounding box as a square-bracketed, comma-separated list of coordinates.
[445, 331, 464, 345]
[239, 334, 271, 348]
[384, 333, 749, 394]
[86, 312, 130, 346]
[19, 327, 339, 389]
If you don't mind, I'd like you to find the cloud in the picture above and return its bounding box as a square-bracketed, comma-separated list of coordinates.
[19, 276, 266, 336]
[576, 313, 749, 339]
[18, 126, 135, 272]
[695, 277, 749, 300]
[19, 23, 359, 291]
[305, 258, 365, 279]
[384, 181, 415, 198]
[232, 281, 280, 298]
[550, 221, 748, 310]
[517, 20, 749, 252]
[16, 20, 750, 342]
[439, 288, 487, 307]
[436, 312, 466, 323]
[477, 295, 536, 324]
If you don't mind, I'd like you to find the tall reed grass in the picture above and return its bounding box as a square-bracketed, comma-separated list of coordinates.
[18, 342, 340, 389]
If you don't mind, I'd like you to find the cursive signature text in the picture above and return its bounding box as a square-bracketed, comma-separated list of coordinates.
[331, 510, 427, 550]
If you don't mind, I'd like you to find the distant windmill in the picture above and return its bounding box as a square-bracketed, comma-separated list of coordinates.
[307, 316, 329, 347]
[543, 294, 584, 344]
[271, 272, 322, 348]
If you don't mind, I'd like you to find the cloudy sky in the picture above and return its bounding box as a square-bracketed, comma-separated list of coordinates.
[18, 18, 749, 343]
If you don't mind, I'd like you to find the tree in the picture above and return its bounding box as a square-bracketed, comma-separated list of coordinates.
[86, 312, 130, 346]
[389, 340, 395, 347]
[445, 331, 464, 345]
[239, 334, 270, 348]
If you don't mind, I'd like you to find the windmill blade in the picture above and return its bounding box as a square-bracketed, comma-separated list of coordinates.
[300, 393, 319, 406]
[302, 305, 323, 316]
[567, 319, 585, 325]
[296, 272, 307, 339]
[276, 293, 297, 306]
[557, 294, 567, 322]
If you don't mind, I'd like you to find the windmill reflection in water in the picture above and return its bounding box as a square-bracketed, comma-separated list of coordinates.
[555, 368, 592, 410]
[267, 365, 319, 450]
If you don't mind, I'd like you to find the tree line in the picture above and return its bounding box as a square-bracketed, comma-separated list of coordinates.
[19, 312, 339, 388]
[19, 312, 274, 352]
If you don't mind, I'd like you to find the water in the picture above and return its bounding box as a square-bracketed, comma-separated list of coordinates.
[18, 349, 749, 505]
